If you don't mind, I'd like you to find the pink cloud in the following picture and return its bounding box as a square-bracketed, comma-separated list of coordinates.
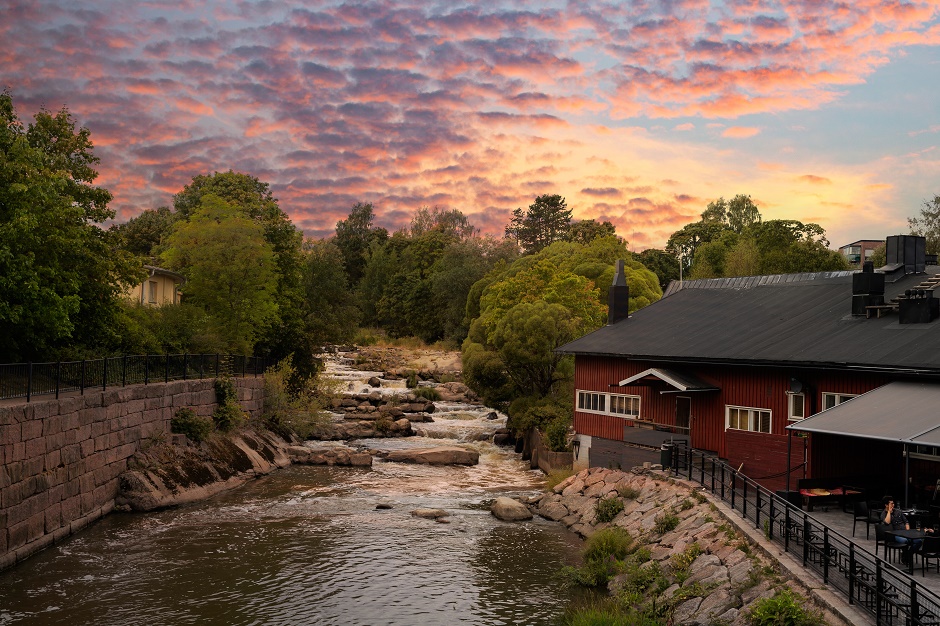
[722, 126, 761, 138]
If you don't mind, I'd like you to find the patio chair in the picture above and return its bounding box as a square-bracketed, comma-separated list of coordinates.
[853, 501, 879, 539]
[875, 524, 905, 564]
[919, 535, 940, 577]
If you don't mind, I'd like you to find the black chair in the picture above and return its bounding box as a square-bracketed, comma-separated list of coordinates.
[919, 536, 940, 577]
[875, 524, 905, 563]
[853, 501, 879, 539]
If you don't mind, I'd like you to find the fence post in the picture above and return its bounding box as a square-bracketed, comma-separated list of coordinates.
[122, 354, 127, 387]
[242, 357, 246, 378]
[710, 459, 715, 492]
[848, 542, 855, 604]
[80, 359, 86, 396]
[165, 353, 170, 383]
[755, 487, 762, 531]
[803, 515, 810, 566]
[199, 354, 204, 380]
[876, 559, 883, 625]
[731, 472, 736, 510]
[823, 527, 830, 583]
[55, 361, 61, 400]
[768, 493, 775, 540]
[688, 449, 693, 480]
[183, 353, 188, 381]
[721, 464, 725, 500]
[26, 361, 32, 403]
[103, 357, 108, 392]
[784, 504, 791, 552]
[743, 479, 748, 518]
[144, 354, 149, 385]
[911, 579, 919, 625]
[216, 353, 220, 377]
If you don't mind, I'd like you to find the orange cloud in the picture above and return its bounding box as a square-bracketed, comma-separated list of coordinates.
[722, 126, 761, 138]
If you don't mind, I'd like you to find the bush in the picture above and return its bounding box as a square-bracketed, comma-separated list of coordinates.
[595, 496, 625, 523]
[261, 356, 333, 439]
[618, 486, 641, 500]
[544, 414, 571, 452]
[171, 408, 213, 443]
[545, 467, 574, 491]
[406, 371, 419, 388]
[654, 510, 680, 534]
[747, 589, 824, 626]
[583, 527, 634, 564]
[412, 386, 441, 401]
[213, 376, 245, 432]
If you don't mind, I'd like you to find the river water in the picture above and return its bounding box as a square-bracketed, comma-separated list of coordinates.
[0, 357, 583, 626]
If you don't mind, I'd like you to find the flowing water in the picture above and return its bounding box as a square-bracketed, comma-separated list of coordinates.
[0, 356, 583, 625]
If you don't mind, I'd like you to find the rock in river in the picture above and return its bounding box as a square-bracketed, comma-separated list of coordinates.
[385, 446, 479, 466]
[491, 497, 533, 521]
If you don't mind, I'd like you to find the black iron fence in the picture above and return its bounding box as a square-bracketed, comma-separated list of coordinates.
[0, 354, 274, 402]
[671, 446, 940, 626]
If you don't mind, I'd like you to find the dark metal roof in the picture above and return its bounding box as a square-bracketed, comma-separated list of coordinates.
[787, 381, 940, 446]
[615, 368, 719, 393]
[559, 267, 940, 373]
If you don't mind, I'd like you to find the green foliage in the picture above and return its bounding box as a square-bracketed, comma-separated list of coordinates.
[636, 248, 680, 290]
[162, 195, 278, 354]
[908, 195, 940, 254]
[110, 206, 178, 258]
[0, 91, 141, 361]
[334, 202, 389, 288]
[544, 467, 574, 491]
[679, 498, 694, 511]
[566, 219, 617, 245]
[746, 589, 824, 626]
[670, 542, 703, 584]
[595, 497, 625, 523]
[261, 356, 333, 439]
[870, 243, 886, 267]
[170, 408, 214, 443]
[412, 386, 441, 401]
[506, 395, 570, 438]
[544, 414, 571, 452]
[505, 193, 573, 254]
[302, 239, 361, 346]
[583, 527, 634, 564]
[213, 377, 244, 432]
[654, 510, 680, 534]
[562, 599, 661, 626]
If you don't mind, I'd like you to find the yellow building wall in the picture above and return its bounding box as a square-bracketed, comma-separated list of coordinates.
[122, 272, 180, 306]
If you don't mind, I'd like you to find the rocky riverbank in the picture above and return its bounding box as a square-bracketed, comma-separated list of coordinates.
[526, 467, 848, 626]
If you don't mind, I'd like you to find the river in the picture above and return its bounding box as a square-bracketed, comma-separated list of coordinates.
[0, 356, 584, 625]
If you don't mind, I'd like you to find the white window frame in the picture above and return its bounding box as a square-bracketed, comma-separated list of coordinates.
[576, 390, 641, 420]
[821, 392, 857, 411]
[787, 393, 806, 421]
[910, 445, 940, 462]
[725, 405, 772, 434]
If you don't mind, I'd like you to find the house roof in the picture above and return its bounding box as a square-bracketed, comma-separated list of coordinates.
[558, 267, 940, 373]
[787, 381, 940, 447]
[615, 368, 719, 393]
[143, 265, 185, 283]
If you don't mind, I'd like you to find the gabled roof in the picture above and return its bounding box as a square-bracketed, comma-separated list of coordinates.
[616, 368, 719, 393]
[558, 267, 940, 373]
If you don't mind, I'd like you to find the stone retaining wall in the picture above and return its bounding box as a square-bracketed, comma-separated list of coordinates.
[0, 377, 264, 570]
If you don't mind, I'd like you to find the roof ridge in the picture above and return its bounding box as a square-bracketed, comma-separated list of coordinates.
[663, 270, 856, 297]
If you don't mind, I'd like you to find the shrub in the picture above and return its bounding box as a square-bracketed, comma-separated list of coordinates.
[654, 510, 680, 534]
[583, 527, 634, 564]
[746, 589, 825, 626]
[670, 543, 703, 584]
[261, 356, 334, 439]
[595, 496, 625, 523]
[679, 498, 694, 511]
[412, 386, 441, 401]
[563, 599, 660, 626]
[171, 408, 213, 443]
[406, 371, 419, 388]
[544, 414, 571, 452]
[374, 416, 394, 434]
[213, 401, 245, 432]
[618, 486, 642, 500]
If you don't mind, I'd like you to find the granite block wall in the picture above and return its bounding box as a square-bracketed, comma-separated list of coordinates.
[0, 377, 265, 570]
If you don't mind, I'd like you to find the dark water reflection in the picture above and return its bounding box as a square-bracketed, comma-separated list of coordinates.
[0, 449, 582, 626]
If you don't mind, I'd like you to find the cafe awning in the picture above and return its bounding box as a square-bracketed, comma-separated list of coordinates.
[787, 381, 940, 447]
[614, 368, 719, 394]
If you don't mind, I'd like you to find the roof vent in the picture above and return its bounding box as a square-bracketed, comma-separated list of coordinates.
[851, 261, 885, 316]
[880, 234, 926, 281]
[608, 260, 630, 325]
[899, 287, 939, 324]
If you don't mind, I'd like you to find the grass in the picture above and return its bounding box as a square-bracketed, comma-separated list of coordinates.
[595, 497, 625, 523]
[618, 486, 642, 500]
[654, 510, 680, 534]
[545, 467, 575, 491]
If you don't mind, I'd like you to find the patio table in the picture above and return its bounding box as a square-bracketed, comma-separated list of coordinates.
[887, 529, 928, 574]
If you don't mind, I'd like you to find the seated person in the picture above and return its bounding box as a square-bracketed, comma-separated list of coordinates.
[881, 496, 930, 562]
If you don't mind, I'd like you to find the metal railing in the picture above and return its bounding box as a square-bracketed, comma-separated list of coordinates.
[0, 354, 273, 402]
[671, 447, 940, 626]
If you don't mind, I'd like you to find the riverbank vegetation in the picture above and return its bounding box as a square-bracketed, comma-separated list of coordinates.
[1, 91, 867, 453]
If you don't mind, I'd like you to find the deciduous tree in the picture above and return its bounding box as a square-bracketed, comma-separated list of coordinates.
[908, 195, 940, 254]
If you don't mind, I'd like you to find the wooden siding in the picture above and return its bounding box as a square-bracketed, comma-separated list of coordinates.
[574, 354, 892, 479]
[725, 429, 807, 492]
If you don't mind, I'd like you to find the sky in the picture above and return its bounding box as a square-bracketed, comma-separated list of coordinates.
[2, 0, 939, 250]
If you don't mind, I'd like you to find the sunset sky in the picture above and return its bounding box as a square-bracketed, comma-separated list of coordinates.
[3, 0, 939, 249]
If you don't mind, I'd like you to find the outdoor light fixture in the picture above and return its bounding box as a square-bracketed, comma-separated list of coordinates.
[572, 438, 581, 459]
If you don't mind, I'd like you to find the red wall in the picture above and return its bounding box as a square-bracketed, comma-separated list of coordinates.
[573, 355, 889, 479]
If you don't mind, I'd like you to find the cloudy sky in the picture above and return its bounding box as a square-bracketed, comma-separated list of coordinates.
[3, 0, 939, 249]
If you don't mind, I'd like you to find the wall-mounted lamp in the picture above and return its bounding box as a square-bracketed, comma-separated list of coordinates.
[572, 438, 581, 460]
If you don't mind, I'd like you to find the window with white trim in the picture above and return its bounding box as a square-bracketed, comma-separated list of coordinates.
[576, 390, 641, 419]
[609, 394, 640, 418]
[726, 405, 771, 433]
[822, 392, 856, 411]
[787, 393, 805, 421]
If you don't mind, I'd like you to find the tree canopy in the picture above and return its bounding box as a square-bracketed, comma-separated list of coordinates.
[505, 194, 573, 254]
[908, 195, 940, 254]
[0, 92, 139, 361]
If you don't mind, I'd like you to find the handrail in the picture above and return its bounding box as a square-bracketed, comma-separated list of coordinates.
[0, 354, 273, 402]
[672, 446, 940, 625]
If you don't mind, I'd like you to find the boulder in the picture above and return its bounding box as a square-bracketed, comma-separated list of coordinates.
[367, 376, 382, 387]
[385, 446, 480, 465]
[412, 508, 449, 519]
[491, 497, 534, 521]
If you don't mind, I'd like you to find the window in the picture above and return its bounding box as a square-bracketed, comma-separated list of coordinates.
[609, 394, 640, 418]
[148, 281, 157, 303]
[787, 393, 805, 421]
[822, 392, 856, 411]
[726, 405, 771, 433]
[576, 390, 640, 419]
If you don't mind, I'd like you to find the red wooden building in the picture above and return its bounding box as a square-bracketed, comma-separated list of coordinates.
[559, 238, 940, 497]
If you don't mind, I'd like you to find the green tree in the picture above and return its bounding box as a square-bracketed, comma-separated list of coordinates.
[870, 243, 887, 267]
[0, 92, 140, 360]
[162, 195, 278, 353]
[505, 194, 573, 254]
[701, 194, 761, 233]
[636, 249, 680, 290]
[334, 202, 389, 287]
[724, 236, 760, 277]
[409, 206, 477, 240]
[111, 206, 178, 258]
[303, 239, 360, 346]
[566, 219, 616, 245]
[908, 195, 940, 254]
